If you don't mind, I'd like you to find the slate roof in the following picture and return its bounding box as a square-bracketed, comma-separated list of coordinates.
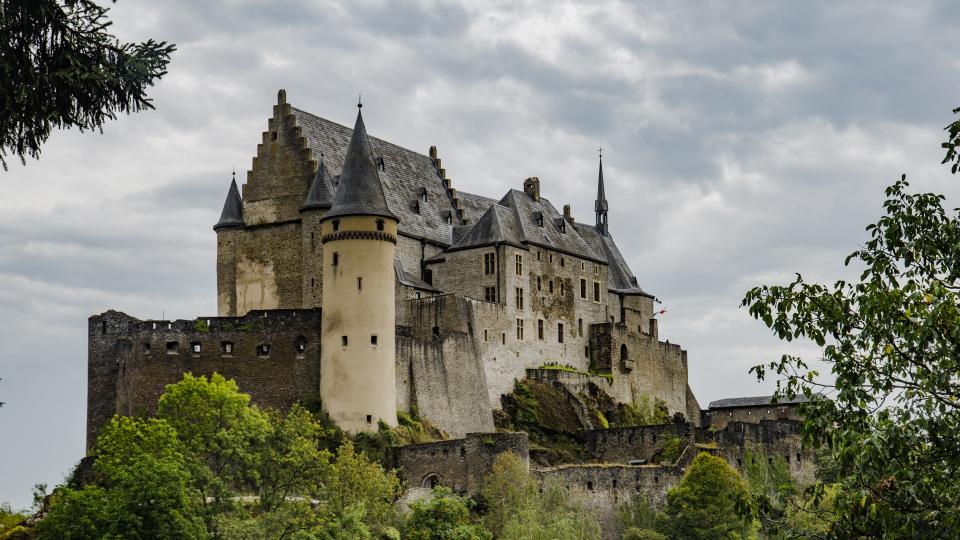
[448, 203, 524, 251]
[394, 259, 440, 292]
[322, 108, 397, 221]
[214, 178, 244, 230]
[574, 222, 650, 296]
[292, 108, 462, 244]
[301, 158, 335, 211]
[496, 190, 605, 263]
[707, 395, 810, 409]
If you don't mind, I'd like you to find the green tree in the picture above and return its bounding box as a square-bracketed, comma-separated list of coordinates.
[621, 528, 667, 540]
[660, 452, 756, 540]
[743, 177, 960, 537]
[480, 452, 601, 540]
[157, 372, 270, 514]
[0, 0, 175, 169]
[404, 487, 491, 540]
[617, 494, 660, 536]
[37, 416, 205, 539]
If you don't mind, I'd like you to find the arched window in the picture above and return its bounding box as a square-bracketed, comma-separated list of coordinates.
[422, 473, 442, 489]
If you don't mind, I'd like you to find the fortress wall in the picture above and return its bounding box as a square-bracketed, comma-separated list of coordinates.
[392, 432, 529, 494]
[590, 322, 690, 420]
[703, 403, 803, 430]
[87, 310, 321, 450]
[232, 222, 304, 315]
[534, 464, 683, 539]
[708, 420, 815, 484]
[584, 423, 694, 463]
[300, 211, 324, 309]
[396, 296, 495, 436]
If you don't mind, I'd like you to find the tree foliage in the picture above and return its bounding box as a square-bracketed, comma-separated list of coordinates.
[404, 487, 491, 540]
[0, 0, 175, 169]
[743, 176, 960, 537]
[660, 452, 756, 540]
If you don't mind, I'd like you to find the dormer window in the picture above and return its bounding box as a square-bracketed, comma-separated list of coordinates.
[377, 157, 386, 172]
[413, 201, 421, 214]
[534, 211, 544, 227]
[420, 187, 428, 202]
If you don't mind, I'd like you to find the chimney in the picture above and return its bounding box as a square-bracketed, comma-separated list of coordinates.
[563, 204, 574, 223]
[523, 177, 541, 201]
[277, 89, 286, 104]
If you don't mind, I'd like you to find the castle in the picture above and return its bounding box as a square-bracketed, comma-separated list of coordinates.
[87, 90, 810, 536]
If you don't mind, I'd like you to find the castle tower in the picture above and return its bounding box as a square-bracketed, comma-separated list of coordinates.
[595, 154, 609, 236]
[300, 157, 335, 308]
[214, 173, 244, 316]
[319, 103, 399, 432]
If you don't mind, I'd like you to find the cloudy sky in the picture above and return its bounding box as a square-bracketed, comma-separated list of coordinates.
[2, 0, 959, 508]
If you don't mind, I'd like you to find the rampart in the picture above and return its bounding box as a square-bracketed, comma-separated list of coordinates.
[87, 309, 321, 451]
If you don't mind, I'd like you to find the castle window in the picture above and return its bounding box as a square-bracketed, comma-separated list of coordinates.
[593, 282, 601, 302]
[101, 320, 107, 334]
[558, 323, 564, 343]
[516, 319, 524, 340]
[560, 282, 565, 295]
[420, 187, 428, 202]
[413, 201, 421, 214]
[484, 329, 488, 342]
[271, 131, 277, 141]
[166, 342, 179, 354]
[560, 257, 565, 267]
[191, 342, 202, 354]
[366, 414, 373, 424]
[537, 251, 542, 261]
[537, 319, 544, 340]
[502, 333, 506, 345]
[537, 276, 542, 291]
[432, 326, 441, 339]
[580, 261, 585, 271]
[332, 220, 340, 232]
[483, 253, 496, 275]
[484, 286, 497, 303]
[467, 322, 473, 336]
[620, 344, 628, 365]
[221, 341, 233, 355]
[535, 212, 544, 226]
[549, 280, 554, 294]
[295, 336, 307, 354]
[332, 252, 339, 266]
[422, 473, 441, 488]
[357, 277, 363, 290]
[587, 481, 593, 491]
[460, 447, 466, 457]
[256, 344, 271, 357]
[371, 335, 378, 345]
[578, 318, 583, 336]
[612, 479, 618, 489]
[376, 219, 384, 231]
[549, 253, 554, 263]
[580, 279, 587, 299]
[311, 277, 315, 288]
[594, 264, 600, 275]
[515, 254, 522, 275]
[515, 287, 524, 310]
[737, 458, 743, 468]
[342, 336, 348, 347]
[377, 157, 386, 172]
[796, 452, 802, 463]
[585, 346, 589, 358]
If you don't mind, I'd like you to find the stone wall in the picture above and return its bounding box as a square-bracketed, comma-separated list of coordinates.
[391, 432, 529, 494]
[703, 403, 803, 430]
[88, 309, 321, 450]
[584, 423, 693, 463]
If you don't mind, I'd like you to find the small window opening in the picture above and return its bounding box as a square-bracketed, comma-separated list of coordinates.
[332, 220, 340, 231]
[560, 257, 565, 267]
[166, 342, 179, 354]
[501, 333, 506, 345]
[737, 458, 743, 468]
[578, 318, 583, 336]
[377, 157, 386, 172]
[341, 336, 348, 347]
[654, 476, 659, 484]
[101, 320, 107, 334]
[558, 323, 564, 343]
[460, 447, 466, 457]
[376, 219, 384, 231]
[294, 336, 307, 354]
[483, 329, 488, 342]
[612, 479, 618, 488]
[587, 481, 594, 491]
[332, 252, 339, 266]
[357, 277, 363, 290]
[142, 343, 151, 352]
[432, 326, 441, 339]
[271, 131, 278, 141]
[256, 344, 271, 357]
[311, 277, 315, 288]
[371, 335, 378, 345]
[191, 342, 202, 354]
[366, 414, 373, 424]
[221, 341, 234, 355]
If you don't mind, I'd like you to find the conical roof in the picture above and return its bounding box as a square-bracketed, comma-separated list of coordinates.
[213, 177, 244, 230]
[301, 158, 335, 211]
[322, 107, 397, 222]
[594, 156, 608, 213]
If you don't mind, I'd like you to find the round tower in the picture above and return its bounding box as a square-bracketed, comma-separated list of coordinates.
[319, 103, 399, 432]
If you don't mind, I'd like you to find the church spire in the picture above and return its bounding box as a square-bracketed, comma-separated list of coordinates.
[595, 151, 609, 235]
[214, 172, 244, 230]
[322, 103, 397, 222]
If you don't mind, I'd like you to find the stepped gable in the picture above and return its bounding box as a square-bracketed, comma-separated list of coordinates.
[301, 157, 335, 211]
[291, 107, 462, 243]
[447, 203, 524, 251]
[214, 177, 244, 230]
[575, 222, 651, 296]
[498, 189, 604, 263]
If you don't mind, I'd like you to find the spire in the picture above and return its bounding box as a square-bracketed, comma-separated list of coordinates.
[322, 104, 397, 222]
[214, 173, 244, 231]
[301, 156, 335, 211]
[595, 150, 609, 235]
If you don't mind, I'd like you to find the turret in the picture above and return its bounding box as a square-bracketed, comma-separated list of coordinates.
[319, 101, 399, 432]
[300, 158, 335, 308]
[214, 173, 244, 316]
[595, 153, 609, 236]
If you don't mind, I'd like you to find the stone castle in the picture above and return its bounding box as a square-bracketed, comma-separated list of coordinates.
[87, 90, 811, 536]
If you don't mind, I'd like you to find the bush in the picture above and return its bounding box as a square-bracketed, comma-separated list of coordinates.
[622, 528, 667, 540]
[660, 452, 756, 540]
[404, 487, 491, 540]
